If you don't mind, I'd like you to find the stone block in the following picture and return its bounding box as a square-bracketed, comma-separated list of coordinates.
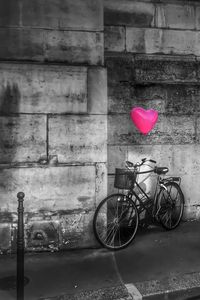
[183, 206, 200, 221]
[195, 59, 200, 80]
[126, 28, 198, 56]
[0, 63, 87, 114]
[26, 220, 60, 251]
[108, 82, 200, 114]
[108, 175, 116, 196]
[195, 116, 200, 143]
[108, 83, 166, 114]
[134, 56, 197, 83]
[106, 54, 197, 85]
[44, 30, 103, 65]
[151, 115, 196, 145]
[180, 174, 200, 207]
[95, 163, 107, 207]
[104, 26, 126, 52]
[0, 166, 96, 212]
[108, 146, 128, 174]
[0, 223, 11, 252]
[156, 4, 195, 29]
[165, 84, 200, 115]
[104, 0, 155, 27]
[196, 7, 200, 30]
[22, 0, 103, 31]
[0, 115, 46, 163]
[0, 27, 104, 64]
[60, 211, 97, 249]
[127, 144, 200, 176]
[0, 0, 20, 27]
[105, 55, 135, 85]
[49, 115, 107, 163]
[0, 28, 44, 61]
[108, 114, 195, 145]
[87, 67, 107, 114]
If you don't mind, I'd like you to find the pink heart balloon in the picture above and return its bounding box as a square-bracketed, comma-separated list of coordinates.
[130, 107, 158, 135]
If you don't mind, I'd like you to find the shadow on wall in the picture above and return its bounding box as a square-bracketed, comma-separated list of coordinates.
[0, 82, 20, 252]
[0, 82, 20, 163]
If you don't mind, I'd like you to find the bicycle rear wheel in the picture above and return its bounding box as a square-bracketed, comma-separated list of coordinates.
[156, 182, 184, 230]
[93, 193, 139, 250]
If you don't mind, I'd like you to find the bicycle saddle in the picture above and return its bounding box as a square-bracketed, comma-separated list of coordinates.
[154, 167, 169, 175]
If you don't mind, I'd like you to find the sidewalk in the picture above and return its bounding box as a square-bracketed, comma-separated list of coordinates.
[1, 221, 200, 300]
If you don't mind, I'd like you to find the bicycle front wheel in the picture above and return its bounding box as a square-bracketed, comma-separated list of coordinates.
[156, 182, 184, 230]
[93, 193, 139, 250]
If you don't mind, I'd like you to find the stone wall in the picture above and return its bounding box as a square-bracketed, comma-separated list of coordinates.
[105, 0, 200, 219]
[0, 0, 107, 252]
[1, 0, 200, 252]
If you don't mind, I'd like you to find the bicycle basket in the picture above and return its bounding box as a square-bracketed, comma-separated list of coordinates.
[114, 168, 137, 190]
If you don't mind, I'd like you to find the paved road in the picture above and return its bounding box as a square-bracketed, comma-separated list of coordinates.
[114, 221, 200, 299]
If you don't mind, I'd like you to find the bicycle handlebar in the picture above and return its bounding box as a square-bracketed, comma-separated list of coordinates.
[125, 158, 157, 168]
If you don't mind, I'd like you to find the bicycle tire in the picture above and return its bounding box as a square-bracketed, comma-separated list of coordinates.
[156, 182, 184, 230]
[93, 193, 139, 250]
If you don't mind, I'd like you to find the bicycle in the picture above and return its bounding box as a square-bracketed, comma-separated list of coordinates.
[93, 158, 185, 250]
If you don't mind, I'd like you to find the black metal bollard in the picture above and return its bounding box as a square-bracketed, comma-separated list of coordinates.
[17, 192, 25, 300]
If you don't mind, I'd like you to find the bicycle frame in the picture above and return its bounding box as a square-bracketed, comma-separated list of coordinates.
[126, 169, 181, 220]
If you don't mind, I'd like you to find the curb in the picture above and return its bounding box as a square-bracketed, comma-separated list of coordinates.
[38, 284, 129, 300]
[125, 272, 200, 300]
[38, 273, 200, 300]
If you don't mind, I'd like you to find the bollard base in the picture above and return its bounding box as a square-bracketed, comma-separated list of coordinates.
[0, 276, 29, 291]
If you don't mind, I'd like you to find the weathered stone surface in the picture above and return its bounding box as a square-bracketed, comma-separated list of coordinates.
[44, 30, 103, 65]
[105, 55, 135, 85]
[156, 4, 195, 29]
[183, 205, 200, 221]
[127, 144, 200, 176]
[0, 28, 103, 65]
[108, 175, 115, 196]
[126, 144, 200, 209]
[0, 0, 20, 27]
[22, 0, 103, 31]
[134, 56, 197, 83]
[26, 220, 60, 251]
[0, 166, 96, 212]
[104, 26, 126, 52]
[181, 174, 200, 207]
[195, 116, 200, 143]
[108, 82, 165, 114]
[126, 28, 198, 56]
[108, 114, 195, 145]
[104, 0, 155, 27]
[165, 84, 200, 114]
[0, 63, 87, 114]
[108, 82, 200, 114]
[0, 115, 46, 163]
[0, 28, 44, 61]
[49, 115, 107, 163]
[105, 55, 197, 85]
[108, 146, 128, 174]
[88, 67, 107, 114]
[60, 211, 97, 249]
[0, 223, 11, 252]
[95, 163, 107, 206]
[196, 7, 200, 30]
[195, 60, 200, 80]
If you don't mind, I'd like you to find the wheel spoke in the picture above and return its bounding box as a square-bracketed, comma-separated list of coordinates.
[107, 225, 118, 246]
[94, 194, 138, 249]
[157, 183, 184, 230]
